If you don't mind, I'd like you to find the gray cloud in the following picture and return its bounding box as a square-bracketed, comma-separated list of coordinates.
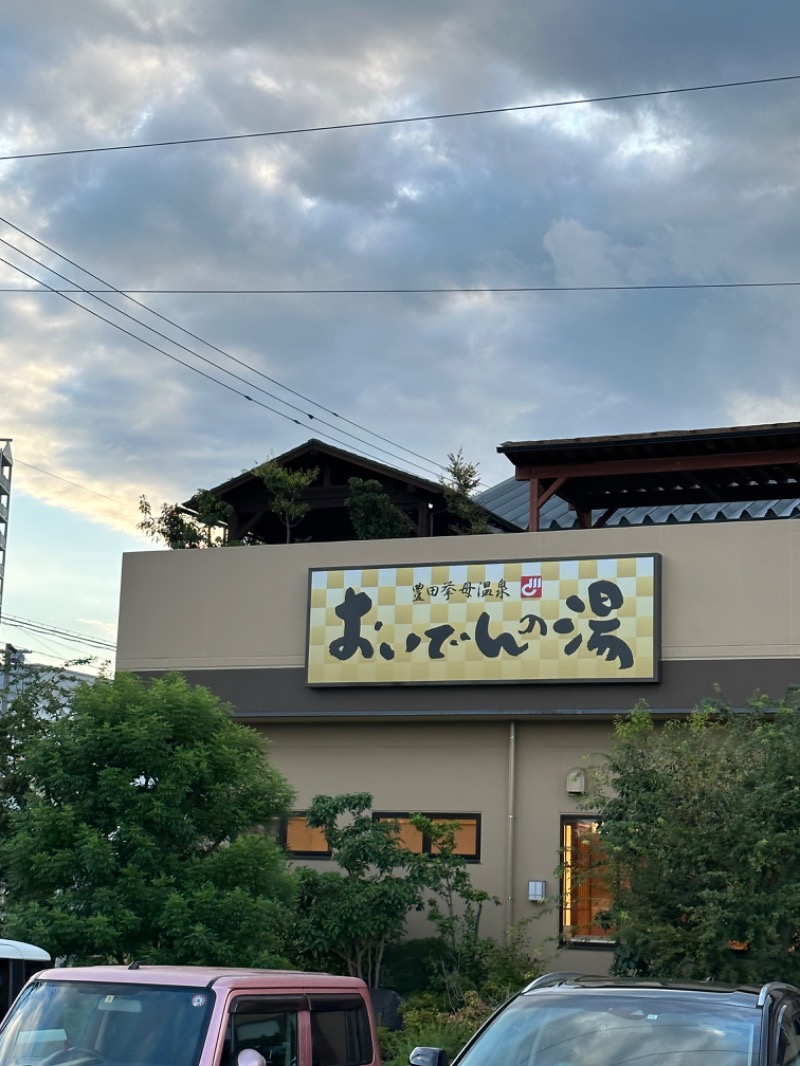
[2, 0, 800, 646]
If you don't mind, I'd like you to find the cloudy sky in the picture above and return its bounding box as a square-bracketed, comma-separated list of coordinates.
[2, 0, 799, 670]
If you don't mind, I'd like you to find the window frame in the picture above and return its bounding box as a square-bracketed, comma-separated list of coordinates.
[278, 812, 331, 859]
[226, 995, 301, 1066]
[225, 993, 374, 1066]
[372, 811, 482, 863]
[279, 810, 482, 863]
[560, 814, 615, 949]
[308, 995, 374, 1066]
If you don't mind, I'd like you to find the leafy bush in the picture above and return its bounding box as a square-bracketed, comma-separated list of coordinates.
[379, 991, 493, 1066]
[381, 938, 446, 997]
[378, 921, 547, 1065]
[480, 919, 547, 1002]
[290, 794, 423, 987]
[594, 690, 800, 982]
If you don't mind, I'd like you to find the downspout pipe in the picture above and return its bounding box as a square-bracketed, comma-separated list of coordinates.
[506, 720, 517, 931]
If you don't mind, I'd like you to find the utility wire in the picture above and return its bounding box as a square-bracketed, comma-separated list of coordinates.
[16, 629, 100, 663]
[15, 458, 130, 506]
[2, 281, 800, 294]
[0, 249, 445, 479]
[2, 615, 117, 651]
[3, 618, 115, 648]
[0, 232, 358, 443]
[3, 629, 115, 656]
[0, 217, 444, 474]
[30, 637, 86, 660]
[21, 646, 104, 667]
[2, 73, 798, 162]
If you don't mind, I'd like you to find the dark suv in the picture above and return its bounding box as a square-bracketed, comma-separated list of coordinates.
[409, 973, 800, 1066]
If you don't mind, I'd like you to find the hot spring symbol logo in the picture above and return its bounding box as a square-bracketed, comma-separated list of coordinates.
[521, 575, 543, 598]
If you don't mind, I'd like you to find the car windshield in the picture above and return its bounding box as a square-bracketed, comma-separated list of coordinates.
[0, 981, 214, 1066]
[455, 990, 761, 1066]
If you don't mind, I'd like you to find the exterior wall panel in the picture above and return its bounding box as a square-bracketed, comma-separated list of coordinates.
[116, 518, 800, 976]
[118, 521, 800, 676]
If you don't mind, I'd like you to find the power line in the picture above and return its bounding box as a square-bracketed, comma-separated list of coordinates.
[21, 646, 104, 667]
[0, 248, 313, 436]
[2, 73, 798, 162]
[0, 244, 443, 479]
[0, 225, 447, 478]
[1, 215, 444, 473]
[20, 629, 99, 663]
[15, 458, 130, 505]
[2, 281, 800, 294]
[2, 615, 117, 651]
[4, 620, 116, 652]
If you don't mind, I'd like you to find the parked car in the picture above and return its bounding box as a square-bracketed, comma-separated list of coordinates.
[0, 939, 50, 1014]
[409, 972, 800, 1065]
[0, 964, 380, 1066]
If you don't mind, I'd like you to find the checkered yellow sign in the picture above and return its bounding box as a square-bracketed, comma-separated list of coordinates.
[306, 555, 659, 685]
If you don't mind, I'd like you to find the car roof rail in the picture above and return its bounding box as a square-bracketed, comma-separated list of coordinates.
[757, 982, 800, 1007]
[523, 972, 585, 991]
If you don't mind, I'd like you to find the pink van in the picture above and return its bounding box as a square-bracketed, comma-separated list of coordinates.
[0, 965, 380, 1066]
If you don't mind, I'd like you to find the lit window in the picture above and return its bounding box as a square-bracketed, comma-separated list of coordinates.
[561, 817, 613, 943]
[280, 814, 330, 858]
[374, 813, 481, 862]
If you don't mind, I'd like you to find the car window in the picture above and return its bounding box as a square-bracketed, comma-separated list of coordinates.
[455, 992, 760, 1066]
[225, 1000, 297, 1066]
[0, 981, 213, 1066]
[778, 1005, 800, 1066]
[308, 995, 372, 1066]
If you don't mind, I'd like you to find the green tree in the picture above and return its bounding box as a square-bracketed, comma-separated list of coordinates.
[409, 815, 498, 1009]
[2, 672, 295, 966]
[593, 690, 800, 982]
[291, 793, 423, 987]
[346, 477, 411, 540]
[138, 490, 234, 548]
[441, 449, 491, 535]
[290, 797, 518, 997]
[0, 659, 75, 846]
[253, 460, 318, 543]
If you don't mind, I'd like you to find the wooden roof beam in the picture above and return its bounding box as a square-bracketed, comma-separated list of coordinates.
[593, 507, 617, 529]
[513, 448, 800, 481]
[235, 510, 268, 538]
[527, 477, 567, 532]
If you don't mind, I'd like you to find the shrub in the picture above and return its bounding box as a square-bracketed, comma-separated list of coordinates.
[379, 992, 492, 1066]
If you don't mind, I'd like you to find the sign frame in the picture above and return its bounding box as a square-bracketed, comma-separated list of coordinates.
[305, 552, 661, 688]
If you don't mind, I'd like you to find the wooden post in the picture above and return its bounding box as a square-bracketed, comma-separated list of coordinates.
[528, 478, 540, 532]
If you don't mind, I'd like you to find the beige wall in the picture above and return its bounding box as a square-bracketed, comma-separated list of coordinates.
[117, 519, 800, 672]
[260, 719, 614, 974]
[115, 517, 800, 976]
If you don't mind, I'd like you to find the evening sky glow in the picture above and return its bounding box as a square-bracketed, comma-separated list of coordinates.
[2, 0, 799, 669]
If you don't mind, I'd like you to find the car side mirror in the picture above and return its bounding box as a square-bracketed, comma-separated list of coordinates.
[408, 1049, 448, 1066]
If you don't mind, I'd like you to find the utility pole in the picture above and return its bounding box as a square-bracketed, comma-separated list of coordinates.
[0, 441, 13, 709]
[0, 439, 12, 628]
[0, 643, 10, 714]
[0, 643, 26, 715]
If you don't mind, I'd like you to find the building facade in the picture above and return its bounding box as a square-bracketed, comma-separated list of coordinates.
[116, 507, 800, 973]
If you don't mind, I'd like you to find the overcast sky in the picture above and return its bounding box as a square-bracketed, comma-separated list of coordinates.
[2, 0, 800, 669]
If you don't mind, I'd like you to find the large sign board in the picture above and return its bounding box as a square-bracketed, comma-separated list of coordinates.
[306, 554, 660, 686]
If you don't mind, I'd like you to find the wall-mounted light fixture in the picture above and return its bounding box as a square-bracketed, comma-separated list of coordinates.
[566, 768, 586, 795]
[527, 880, 547, 903]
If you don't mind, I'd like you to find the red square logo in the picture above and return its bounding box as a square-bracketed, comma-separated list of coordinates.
[521, 575, 543, 598]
